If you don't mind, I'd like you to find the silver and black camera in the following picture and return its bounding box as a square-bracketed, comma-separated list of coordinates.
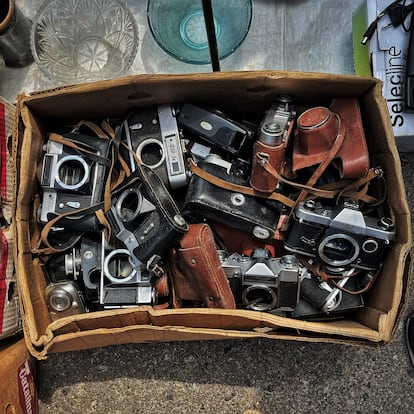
[45, 280, 87, 321]
[47, 234, 159, 309]
[123, 104, 188, 189]
[283, 199, 395, 272]
[38, 132, 112, 223]
[219, 249, 301, 311]
[99, 234, 157, 308]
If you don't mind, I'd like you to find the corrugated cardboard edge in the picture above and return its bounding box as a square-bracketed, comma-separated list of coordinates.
[0, 96, 21, 341]
[23, 306, 384, 360]
[369, 82, 413, 343]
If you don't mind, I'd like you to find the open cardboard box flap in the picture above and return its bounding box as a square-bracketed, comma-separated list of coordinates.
[12, 71, 412, 359]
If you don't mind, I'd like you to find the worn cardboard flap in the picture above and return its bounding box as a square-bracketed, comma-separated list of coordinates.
[13, 71, 412, 359]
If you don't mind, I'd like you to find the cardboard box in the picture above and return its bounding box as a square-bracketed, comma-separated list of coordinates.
[0, 337, 38, 414]
[0, 97, 21, 341]
[353, 0, 414, 152]
[13, 71, 412, 359]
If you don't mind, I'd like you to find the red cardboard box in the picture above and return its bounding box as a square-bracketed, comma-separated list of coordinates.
[0, 337, 37, 414]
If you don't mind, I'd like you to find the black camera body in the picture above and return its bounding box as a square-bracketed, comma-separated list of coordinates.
[38, 132, 112, 223]
[185, 154, 282, 239]
[123, 104, 187, 189]
[283, 200, 395, 272]
[219, 249, 301, 311]
[177, 103, 254, 157]
[105, 166, 188, 268]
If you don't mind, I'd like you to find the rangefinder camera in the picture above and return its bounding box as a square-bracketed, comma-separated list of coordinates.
[256, 95, 295, 146]
[38, 132, 112, 223]
[123, 104, 187, 189]
[99, 235, 157, 308]
[219, 249, 302, 311]
[283, 199, 395, 272]
[46, 234, 158, 309]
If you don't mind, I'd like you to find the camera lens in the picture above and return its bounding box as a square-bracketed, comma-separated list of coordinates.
[55, 155, 89, 190]
[318, 234, 360, 267]
[136, 138, 165, 169]
[103, 249, 137, 283]
[48, 287, 73, 312]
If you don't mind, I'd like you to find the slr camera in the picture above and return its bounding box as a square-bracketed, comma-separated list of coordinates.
[122, 104, 187, 190]
[38, 131, 112, 224]
[45, 280, 87, 321]
[185, 153, 282, 239]
[219, 248, 302, 311]
[283, 199, 395, 272]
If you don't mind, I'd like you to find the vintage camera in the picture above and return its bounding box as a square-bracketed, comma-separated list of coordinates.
[99, 235, 157, 308]
[38, 132, 112, 224]
[292, 272, 364, 319]
[177, 103, 255, 157]
[105, 167, 187, 268]
[185, 154, 282, 239]
[47, 234, 159, 309]
[219, 249, 301, 311]
[45, 280, 87, 321]
[123, 104, 187, 189]
[283, 199, 395, 272]
[250, 95, 295, 193]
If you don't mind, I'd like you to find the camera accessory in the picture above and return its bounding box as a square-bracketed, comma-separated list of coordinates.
[38, 129, 112, 224]
[250, 95, 295, 193]
[292, 272, 364, 319]
[45, 280, 87, 321]
[105, 163, 188, 268]
[177, 103, 254, 156]
[292, 97, 369, 179]
[220, 249, 301, 311]
[123, 104, 187, 189]
[283, 199, 395, 272]
[175, 223, 236, 309]
[185, 154, 282, 239]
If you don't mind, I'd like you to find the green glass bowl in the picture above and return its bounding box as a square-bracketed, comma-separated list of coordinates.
[147, 0, 252, 64]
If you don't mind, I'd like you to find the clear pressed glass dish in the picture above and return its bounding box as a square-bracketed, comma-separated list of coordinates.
[31, 0, 139, 84]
